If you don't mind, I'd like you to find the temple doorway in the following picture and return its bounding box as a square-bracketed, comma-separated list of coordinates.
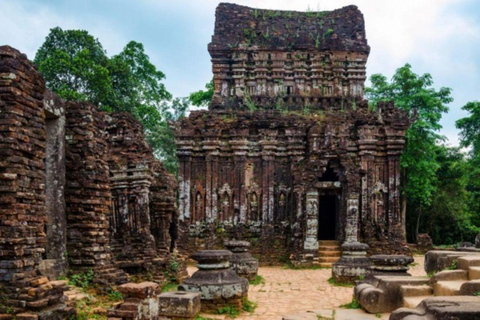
[318, 193, 338, 240]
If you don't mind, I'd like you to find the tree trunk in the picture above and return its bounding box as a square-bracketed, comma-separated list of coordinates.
[415, 207, 422, 243]
[401, 167, 407, 237]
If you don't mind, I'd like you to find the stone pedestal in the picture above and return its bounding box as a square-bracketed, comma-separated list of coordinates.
[178, 250, 249, 313]
[332, 242, 372, 283]
[225, 240, 259, 280]
[368, 255, 414, 278]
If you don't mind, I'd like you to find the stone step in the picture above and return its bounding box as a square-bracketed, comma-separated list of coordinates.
[434, 280, 465, 296]
[318, 251, 341, 257]
[318, 256, 340, 263]
[318, 246, 340, 252]
[403, 295, 432, 309]
[318, 240, 340, 246]
[458, 256, 480, 270]
[469, 266, 480, 280]
[433, 269, 468, 282]
[318, 263, 333, 268]
[400, 285, 433, 297]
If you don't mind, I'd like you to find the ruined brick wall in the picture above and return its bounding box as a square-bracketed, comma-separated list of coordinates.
[65, 101, 129, 285]
[106, 112, 180, 281]
[209, 3, 369, 109]
[0, 46, 72, 318]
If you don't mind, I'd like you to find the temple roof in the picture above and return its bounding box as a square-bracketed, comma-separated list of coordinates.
[208, 3, 370, 53]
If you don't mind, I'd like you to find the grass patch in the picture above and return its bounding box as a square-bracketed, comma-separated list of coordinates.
[340, 297, 360, 309]
[249, 275, 265, 286]
[327, 277, 354, 288]
[161, 282, 178, 292]
[242, 299, 258, 313]
[217, 305, 239, 318]
[447, 260, 458, 270]
[409, 262, 419, 267]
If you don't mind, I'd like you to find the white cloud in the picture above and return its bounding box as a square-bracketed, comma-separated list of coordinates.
[0, 1, 128, 60]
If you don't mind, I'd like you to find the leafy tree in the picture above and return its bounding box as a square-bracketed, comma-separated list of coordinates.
[422, 145, 477, 244]
[35, 27, 183, 174]
[189, 80, 214, 107]
[456, 101, 480, 228]
[34, 27, 111, 105]
[365, 64, 453, 241]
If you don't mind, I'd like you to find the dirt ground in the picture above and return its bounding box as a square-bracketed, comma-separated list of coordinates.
[194, 255, 426, 320]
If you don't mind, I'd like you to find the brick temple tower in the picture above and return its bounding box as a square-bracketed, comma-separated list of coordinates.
[175, 3, 410, 265]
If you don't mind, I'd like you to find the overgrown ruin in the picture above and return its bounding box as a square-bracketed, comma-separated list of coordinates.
[175, 3, 411, 266]
[0, 46, 182, 318]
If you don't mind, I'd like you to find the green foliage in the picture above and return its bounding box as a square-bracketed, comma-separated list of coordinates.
[447, 260, 458, 270]
[242, 299, 258, 313]
[456, 101, 480, 230]
[473, 291, 480, 296]
[340, 297, 360, 309]
[249, 275, 265, 285]
[327, 277, 354, 288]
[420, 146, 479, 244]
[106, 289, 123, 301]
[189, 80, 214, 107]
[35, 27, 183, 174]
[325, 28, 334, 37]
[365, 64, 452, 242]
[217, 305, 239, 318]
[69, 268, 94, 289]
[34, 27, 111, 105]
[161, 282, 178, 292]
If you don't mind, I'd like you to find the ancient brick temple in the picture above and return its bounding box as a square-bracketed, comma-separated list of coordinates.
[176, 4, 411, 265]
[0, 46, 180, 318]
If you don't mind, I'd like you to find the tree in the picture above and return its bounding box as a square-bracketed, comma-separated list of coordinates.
[35, 27, 183, 174]
[456, 101, 480, 229]
[34, 27, 112, 105]
[422, 145, 476, 244]
[189, 80, 214, 107]
[365, 64, 453, 242]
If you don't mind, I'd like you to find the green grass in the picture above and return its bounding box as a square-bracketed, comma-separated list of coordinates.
[242, 299, 258, 313]
[249, 275, 265, 285]
[217, 305, 239, 318]
[340, 297, 360, 309]
[327, 277, 354, 288]
[161, 282, 178, 292]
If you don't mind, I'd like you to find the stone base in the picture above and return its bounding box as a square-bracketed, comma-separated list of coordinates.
[200, 296, 245, 314]
[332, 242, 371, 283]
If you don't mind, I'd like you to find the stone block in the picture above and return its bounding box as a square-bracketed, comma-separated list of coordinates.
[119, 282, 161, 299]
[158, 292, 201, 318]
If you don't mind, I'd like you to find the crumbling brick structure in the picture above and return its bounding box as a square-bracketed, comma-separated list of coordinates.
[175, 4, 411, 265]
[0, 45, 181, 318]
[0, 46, 74, 318]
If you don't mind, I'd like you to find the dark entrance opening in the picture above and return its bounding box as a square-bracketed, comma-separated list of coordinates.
[318, 194, 338, 240]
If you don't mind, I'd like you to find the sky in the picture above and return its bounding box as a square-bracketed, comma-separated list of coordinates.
[1, 0, 479, 146]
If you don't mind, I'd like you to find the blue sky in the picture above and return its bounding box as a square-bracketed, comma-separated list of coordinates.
[1, 0, 479, 146]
